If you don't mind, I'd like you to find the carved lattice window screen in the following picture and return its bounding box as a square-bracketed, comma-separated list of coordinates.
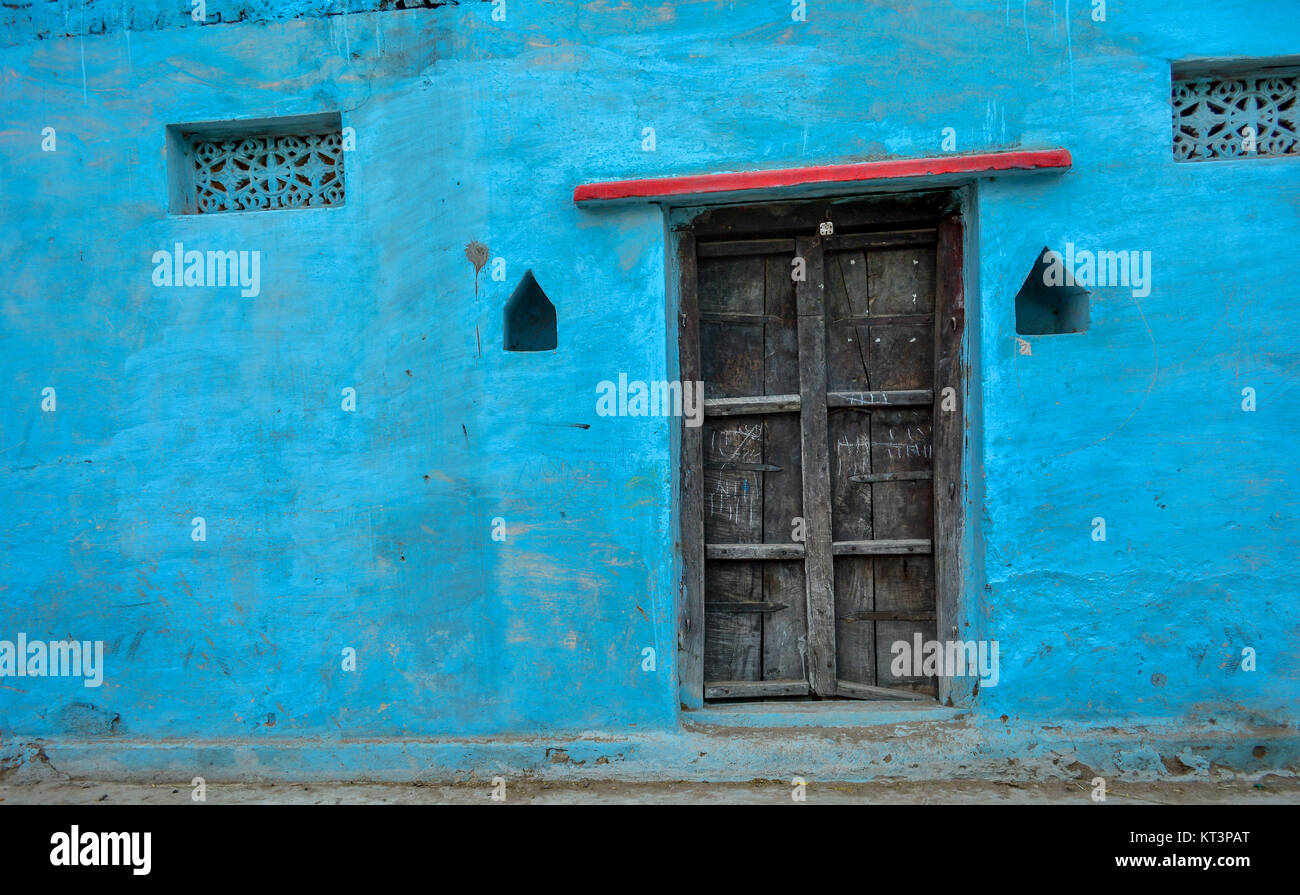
[190, 131, 345, 213]
[1172, 69, 1299, 162]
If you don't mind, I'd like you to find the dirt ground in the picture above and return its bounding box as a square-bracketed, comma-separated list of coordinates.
[2, 776, 1298, 805]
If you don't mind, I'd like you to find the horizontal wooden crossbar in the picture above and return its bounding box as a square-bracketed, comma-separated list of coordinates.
[838, 610, 937, 622]
[823, 229, 936, 250]
[700, 313, 787, 325]
[830, 313, 935, 327]
[697, 238, 797, 257]
[831, 539, 932, 556]
[705, 601, 790, 614]
[705, 679, 809, 699]
[704, 461, 783, 473]
[848, 471, 933, 484]
[836, 679, 933, 701]
[827, 390, 933, 408]
[704, 395, 801, 415]
[706, 543, 806, 560]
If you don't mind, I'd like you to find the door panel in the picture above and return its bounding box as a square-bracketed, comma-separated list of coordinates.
[697, 243, 810, 694]
[682, 210, 960, 704]
[825, 242, 939, 699]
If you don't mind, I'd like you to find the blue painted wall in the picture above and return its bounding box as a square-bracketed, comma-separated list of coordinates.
[1, 1, 1296, 768]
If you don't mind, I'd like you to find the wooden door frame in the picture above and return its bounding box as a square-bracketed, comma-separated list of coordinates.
[673, 189, 969, 710]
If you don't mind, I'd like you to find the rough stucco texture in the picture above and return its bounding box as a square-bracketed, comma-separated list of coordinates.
[0, 1, 1297, 758]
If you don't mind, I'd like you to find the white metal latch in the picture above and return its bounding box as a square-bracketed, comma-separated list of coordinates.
[818, 221, 834, 236]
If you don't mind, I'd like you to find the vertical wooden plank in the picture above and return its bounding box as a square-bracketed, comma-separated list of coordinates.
[760, 252, 808, 681]
[761, 560, 807, 680]
[824, 249, 875, 686]
[676, 231, 705, 708]
[867, 250, 939, 693]
[698, 254, 765, 397]
[698, 252, 769, 685]
[703, 418, 765, 544]
[833, 555, 875, 685]
[795, 235, 837, 696]
[874, 557, 939, 696]
[822, 237, 942, 696]
[703, 415, 764, 682]
[858, 239, 940, 696]
[869, 408, 934, 542]
[829, 405, 875, 686]
[704, 564, 763, 681]
[870, 405, 935, 693]
[866, 247, 935, 389]
[825, 251, 871, 392]
[867, 245, 936, 314]
[933, 214, 967, 706]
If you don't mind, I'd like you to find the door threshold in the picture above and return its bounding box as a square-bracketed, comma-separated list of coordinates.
[684, 699, 965, 729]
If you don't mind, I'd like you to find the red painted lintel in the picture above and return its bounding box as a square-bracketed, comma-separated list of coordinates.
[573, 149, 1072, 204]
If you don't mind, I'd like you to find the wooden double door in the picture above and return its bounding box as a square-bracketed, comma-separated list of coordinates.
[677, 196, 964, 705]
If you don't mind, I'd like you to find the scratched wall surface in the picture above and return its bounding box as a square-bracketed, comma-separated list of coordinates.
[0, 1, 1297, 758]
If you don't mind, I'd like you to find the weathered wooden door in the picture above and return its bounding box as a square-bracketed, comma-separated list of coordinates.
[677, 197, 964, 705]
